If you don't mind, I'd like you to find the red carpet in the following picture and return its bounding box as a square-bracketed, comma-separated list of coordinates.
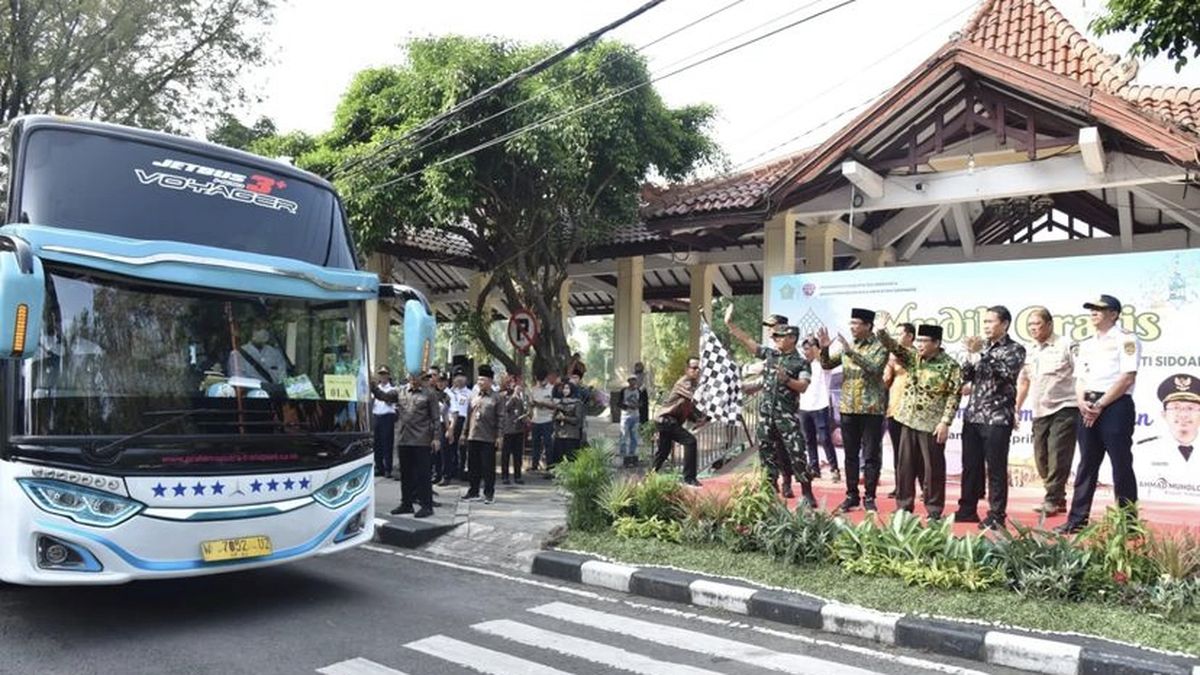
[699, 470, 1199, 536]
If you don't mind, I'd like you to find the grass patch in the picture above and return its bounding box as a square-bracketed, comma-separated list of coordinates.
[564, 530, 1200, 657]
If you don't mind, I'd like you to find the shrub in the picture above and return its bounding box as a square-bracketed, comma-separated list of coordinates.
[613, 515, 682, 543]
[1081, 504, 1160, 588]
[1142, 576, 1200, 623]
[1145, 529, 1200, 581]
[634, 471, 685, 522]
[758, 502, 839, 565]
[992, 523, 1096, 601]
[597, 476, 638, 522]
[553, 443, 613, 532]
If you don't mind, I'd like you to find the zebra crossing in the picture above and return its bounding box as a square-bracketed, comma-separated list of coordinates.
[317, 600, 996, 675]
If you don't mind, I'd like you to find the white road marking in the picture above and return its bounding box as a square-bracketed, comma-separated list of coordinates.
[530, 601, 883, 675]
[474, 619, 720, 675]
[316, 657, 407, 675]
[404, 634, 571, 675]
[358, 546, 993, 675]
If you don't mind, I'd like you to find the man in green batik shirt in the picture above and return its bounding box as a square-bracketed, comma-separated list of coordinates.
[724, 306, 818, 507]
[877, 320, 962, 521]
[818, 308, 888, 513]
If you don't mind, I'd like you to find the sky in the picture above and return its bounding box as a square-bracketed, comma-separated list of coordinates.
[248, 0, 1200, 170]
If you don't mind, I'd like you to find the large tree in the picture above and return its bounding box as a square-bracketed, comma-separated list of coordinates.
[302, 36, 717, 375]
[0, 0, 276, 129]
[1091, 0, 1200, 72]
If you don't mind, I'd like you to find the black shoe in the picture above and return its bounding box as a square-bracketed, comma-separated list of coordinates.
[953, 511, 981, 523]
[431, 475, 441, 484]
[886, 490, 897, 498]
[462, 492, 481, 501]
[926, 512, 943, 523]
[374, 470, 384, 477]
[864, 498, 878, 512]
[501, 478, 511, 485]
[683, 479, 703, 487]
[979, 515, 1005, 531]
[837, 498, 860, 513]
[390, 504, 414, 515]
[414, 507, 434, 518]
[483, 495, 495, 504]
[1054, 521, 1086, 535]
[431, 500, 442, 507]
[782, 484, 794, 499]
[800, 484, 818, 509]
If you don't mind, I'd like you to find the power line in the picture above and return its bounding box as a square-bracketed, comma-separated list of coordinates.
[330, 0, 671, 179]
[334, 0, 753, 183]
[364, 0, 859, 193]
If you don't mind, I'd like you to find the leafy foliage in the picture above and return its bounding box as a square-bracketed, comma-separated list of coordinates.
[597, 476, 638, 522]
[0, 0, 276, 129]
[634, 471, 685, 522]
[614, 515, 682, 543]
[297, 36, 717, 373]
[992, 524, 1096, 601]
[552, 443, 613, 531]
[1079, 503, 1160, 588]
[1091, 0, 1200, 72]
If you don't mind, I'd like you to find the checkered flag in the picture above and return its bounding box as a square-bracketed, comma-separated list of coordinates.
[695, 319, 743, 425]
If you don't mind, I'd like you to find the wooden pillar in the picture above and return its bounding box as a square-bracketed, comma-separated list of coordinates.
[804, 221, 838, 273]
[365, 253, 393, 373]
[613, 257, 644, 385]
[688, 263, 715, 354]
[858, 248, 896, 269]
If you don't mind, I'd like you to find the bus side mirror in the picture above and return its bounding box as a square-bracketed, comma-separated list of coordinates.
[403, 298, 436, 376]
[0, 234, 44, 360]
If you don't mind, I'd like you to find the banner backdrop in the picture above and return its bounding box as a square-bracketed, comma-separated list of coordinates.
[769, 248, 1200, 506]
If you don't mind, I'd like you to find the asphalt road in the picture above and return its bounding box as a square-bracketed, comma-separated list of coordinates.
[0, 544, 1027, 675]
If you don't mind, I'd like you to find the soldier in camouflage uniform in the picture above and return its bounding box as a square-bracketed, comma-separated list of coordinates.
[725, 308, 818, 507]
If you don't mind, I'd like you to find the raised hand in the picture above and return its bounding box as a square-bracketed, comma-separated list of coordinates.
[874, 309, 892, 328]
[724, 304, 735, 325]
[964, 335, 984, 354]
[816, 326, 832, 348]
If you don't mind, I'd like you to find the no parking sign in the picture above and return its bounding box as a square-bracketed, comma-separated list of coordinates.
[507, 309, 538, 354]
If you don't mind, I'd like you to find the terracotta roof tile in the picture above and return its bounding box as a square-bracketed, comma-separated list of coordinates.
[640, 151, 808, 220]
[961, 0, 1137, 92]
[1120, 86, 1200, 132]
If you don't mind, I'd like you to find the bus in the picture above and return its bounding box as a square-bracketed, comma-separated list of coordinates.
[0, 116, 434, 584]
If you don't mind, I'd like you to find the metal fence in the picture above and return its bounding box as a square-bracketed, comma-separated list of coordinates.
[664, 390, 761, 474]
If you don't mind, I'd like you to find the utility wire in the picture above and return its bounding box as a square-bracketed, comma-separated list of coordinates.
[365, 0, 859, 193]
[330, 0, 670, 179]
[334, 0, 752, 183]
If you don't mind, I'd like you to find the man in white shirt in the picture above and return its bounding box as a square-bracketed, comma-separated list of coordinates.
[371, 366, 398, 478]
[799, 337, 839, 482]
[444, 371, 473, 483]
[1015, 308, 1079, 516]
[228, 323, 288, 384]
[1058, 295, 1140, 533]
[528, 370, 558, 472]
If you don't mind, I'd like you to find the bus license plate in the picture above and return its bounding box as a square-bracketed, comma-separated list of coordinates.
[200, 535, 273, 562]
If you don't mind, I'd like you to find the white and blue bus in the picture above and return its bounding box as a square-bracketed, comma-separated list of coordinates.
[0, 116, 433, 584]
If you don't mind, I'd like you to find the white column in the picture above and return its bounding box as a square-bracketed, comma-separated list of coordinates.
[688, 263, 715, 354]
[613, 257, 644, 384]
[803, 221, 838, 273]
[858, 248, 896, 269]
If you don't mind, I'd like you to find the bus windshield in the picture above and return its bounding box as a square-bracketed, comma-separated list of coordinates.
[15, 126, 356, 269]
[18, 269, 370, 442]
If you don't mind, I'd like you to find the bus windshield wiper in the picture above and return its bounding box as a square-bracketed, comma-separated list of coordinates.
[88, 408, 234, 459]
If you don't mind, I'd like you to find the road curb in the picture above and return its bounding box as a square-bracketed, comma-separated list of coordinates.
[374, 518, 460, 548]
[529, 550, 1200, 675]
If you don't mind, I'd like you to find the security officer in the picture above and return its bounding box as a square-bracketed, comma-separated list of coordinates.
[1057, 294, 1140, 534]
[724, 306, 817, 507]
[728, 311, 798, 496]
[373, 372, 441, 518]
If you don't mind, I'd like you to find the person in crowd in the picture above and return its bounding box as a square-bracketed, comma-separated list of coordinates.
[428, 371, 451, 484]
[884, 322, 917, 498]
[618, 375, 642, 467]
[957, 306, 1026, 531]
[800, 337, 839, 483]
[228, 321, 289, 384]
[1057, 295, 1141, 534]
[374, 371, 440, 518]
[633, 361, 653, 423]
[550, 381, 586, 471]
[370, 366, 397, 478]
[877, 321, 962, 521]
[499, 373, 528, 485]
[463, 366, 501, 504]
[818, 308, 888, 513]
[528, 369, 558, 473]
[725, 307, 816, 505]
[444, 370, 472, 484]
[651, 356, 709, 486]
[1134, 374, 1200, 487]
[1015, 308, 1078, 517]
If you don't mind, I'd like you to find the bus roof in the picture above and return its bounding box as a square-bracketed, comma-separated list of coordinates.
[9, 115, 336, 193]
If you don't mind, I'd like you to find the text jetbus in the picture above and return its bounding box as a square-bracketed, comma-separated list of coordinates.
[0, 116, 434, 584]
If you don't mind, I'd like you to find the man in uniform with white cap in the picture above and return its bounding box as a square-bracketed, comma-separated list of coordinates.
[1057, 294, 1140, 534]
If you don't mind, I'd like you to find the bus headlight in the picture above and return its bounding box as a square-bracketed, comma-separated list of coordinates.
[313, 465, 372, 509]
[18, 479, 144, 527]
